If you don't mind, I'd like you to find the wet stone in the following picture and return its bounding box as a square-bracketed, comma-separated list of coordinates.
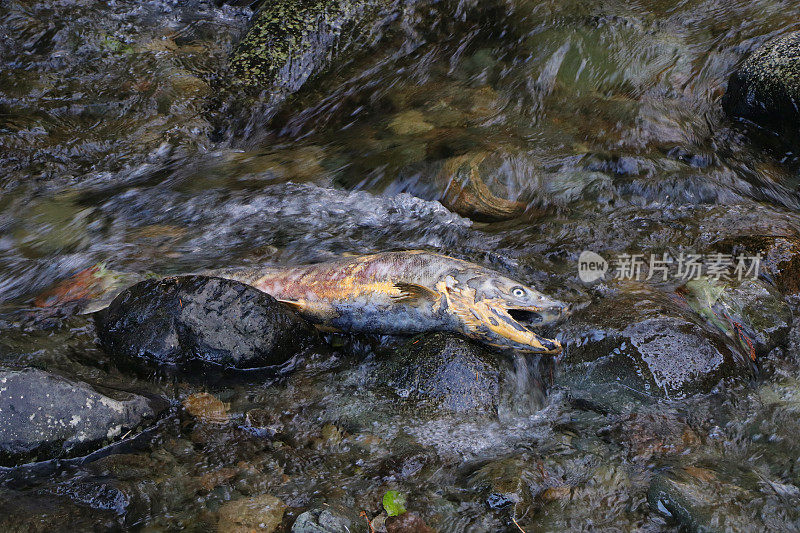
[96, 275, 316, 371]
[292, 508, 354, 533]
[678, 277, 792, 357]
[217, 493, 287, 533]
[558, 286, 753, 399]
[723, 31, 800, 131]
[382, 333, 511, 414]
[0, 368, 160, 466]
[715, 235, 800, 296]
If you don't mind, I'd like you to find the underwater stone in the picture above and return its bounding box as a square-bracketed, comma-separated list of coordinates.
[715, 235, 800, 296]
[647, 465, 791, 531]
[438, 152, 527, 222]
[217, 493, 286, 533]
[0, 368, 159, 466]
[292, 508, 354, 532]
[678, 277, 792, 357]
[383, 332, 510, 414]
[96, 275, 316, 371]
[558, 285, 753, 399]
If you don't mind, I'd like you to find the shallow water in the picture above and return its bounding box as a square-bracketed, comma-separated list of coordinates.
[2, 0, 800, 530]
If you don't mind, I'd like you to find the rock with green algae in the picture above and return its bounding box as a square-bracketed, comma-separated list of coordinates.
[228, 0, 396, 97]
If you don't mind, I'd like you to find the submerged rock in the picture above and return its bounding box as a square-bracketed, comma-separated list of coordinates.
[648, 465, 795, 531]
[96, 276, 315, 371]
[217, 493, 286, 533]
[292, 508, 355, 532]
[439, 152, 528, 222]
[678, 277, 792, 357]
[385, 512, 435, 533]
[559, 285, 753, 399]
[383, 333, 510, 414]
[0, 368, 160, 466]
[723, 31, 800, 130]
[715, 235, 800, 296]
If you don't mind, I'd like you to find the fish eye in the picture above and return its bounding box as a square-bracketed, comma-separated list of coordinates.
[511, 287, 526, 298]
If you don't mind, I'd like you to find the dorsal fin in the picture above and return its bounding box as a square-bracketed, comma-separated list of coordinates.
[391, 282, 439, 303]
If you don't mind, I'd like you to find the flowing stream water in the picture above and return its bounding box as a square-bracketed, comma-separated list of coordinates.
[1, 0, 800, 530]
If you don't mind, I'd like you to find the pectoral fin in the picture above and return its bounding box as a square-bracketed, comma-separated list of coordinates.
[279, 299, 306, 313]
[278, 299, 337, 324]
[391, 282, 440, 303]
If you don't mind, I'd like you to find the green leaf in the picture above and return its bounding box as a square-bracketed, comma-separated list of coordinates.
[382, 490, 407, 517]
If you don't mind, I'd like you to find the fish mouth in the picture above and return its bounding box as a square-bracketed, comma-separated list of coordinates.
[480, 303, 565, 355]
[508, 304, 567, 326]
[508, 308, 544, 325]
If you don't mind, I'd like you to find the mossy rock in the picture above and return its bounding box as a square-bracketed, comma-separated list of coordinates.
[723, 31, 800, 131]
[228, 0, 392, 96]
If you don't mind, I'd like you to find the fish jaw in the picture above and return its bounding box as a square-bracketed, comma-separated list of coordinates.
[476, 299, 563, 354]
[437, 281, 564, 354]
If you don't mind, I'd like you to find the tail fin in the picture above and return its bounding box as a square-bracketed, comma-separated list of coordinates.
[34, 263, 149, 315]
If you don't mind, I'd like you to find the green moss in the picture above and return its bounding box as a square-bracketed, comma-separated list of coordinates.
[228, 0, 387, 93]
[740, 31, 800, 102]
[382, 490, 407, 517]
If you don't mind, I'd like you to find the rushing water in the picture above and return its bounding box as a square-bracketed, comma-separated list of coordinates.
[2, 0, 800, 530]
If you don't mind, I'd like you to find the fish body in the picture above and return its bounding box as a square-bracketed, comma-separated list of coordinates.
[213, 251, 566, 354]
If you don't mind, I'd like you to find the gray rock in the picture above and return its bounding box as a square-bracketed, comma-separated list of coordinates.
[383, 333, 510, 414]
[292, 508, 354, 533]
[723, 31, 800, 130]
[0, 368, 158, 466]
[559, 285, 753, 400]
[96, 275, 316, 371]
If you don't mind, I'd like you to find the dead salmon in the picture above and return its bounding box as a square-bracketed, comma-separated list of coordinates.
[212, 251, 566, 354]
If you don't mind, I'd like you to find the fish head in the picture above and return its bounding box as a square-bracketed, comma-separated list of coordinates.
[439, 271, 568, 354]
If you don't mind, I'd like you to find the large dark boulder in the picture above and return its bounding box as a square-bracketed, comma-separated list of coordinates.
[0, 368, 160, 466]
[96, 275, 316, 371]
[723, 31, 800, 131]
[382, 332, 511, 414]
[558, 285, 754, 400]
